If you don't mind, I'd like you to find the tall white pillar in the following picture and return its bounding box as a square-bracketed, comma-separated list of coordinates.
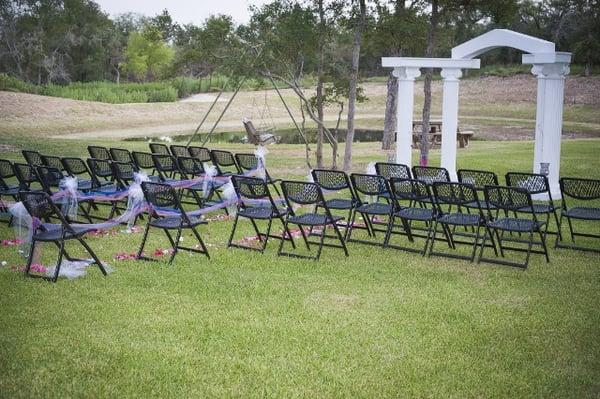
[538, 63, 569, 199]
[531, 65, 547, 174]
[440, 68, 462, 180]
[393, 67, 421, 165]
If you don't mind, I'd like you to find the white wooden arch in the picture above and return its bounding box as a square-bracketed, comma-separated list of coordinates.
[382, 29, 571, 198]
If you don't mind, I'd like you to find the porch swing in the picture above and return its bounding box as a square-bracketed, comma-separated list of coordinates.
[242, 89, 280, 145]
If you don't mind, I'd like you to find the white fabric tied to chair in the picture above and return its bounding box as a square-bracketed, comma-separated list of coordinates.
[59, 176, 79, 221]
[124, 172, 150, 231]
[220, 181, 238, 216]
[254, 145, 268, 180]
[9, 201, 33, 257]
[202, 164, 218, 199]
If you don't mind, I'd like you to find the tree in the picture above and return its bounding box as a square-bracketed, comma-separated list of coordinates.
[122, 25, 173, 81]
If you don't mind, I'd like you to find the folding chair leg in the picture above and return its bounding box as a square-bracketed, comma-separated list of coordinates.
[52, 239, 66, 282]
[331, 222, 349, 256]
[470, 225, 482, 262]
[383, 215, 394, 247]
[24, 239, 37, 277]
[538, 229, 550, 263]
[280, 216, 296, 249]
[190, 225, 210, 259]
[428, 220, 439, 257]
[168, 228, 183, 264]
[552, 209, 563, 241]
[315, 224, 327, 260]
[477, 228, 488, 264]
[566, 215, 575, 242]
[261, 219, 273, 253]
[136, 221, 151, 259]
[78, 237, 108, 276]
[226, 213, 241, 248]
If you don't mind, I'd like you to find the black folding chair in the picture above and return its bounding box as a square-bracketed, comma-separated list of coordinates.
[170, 145, 189, 158]
[312, 169, 359, 240]
[385, 178, 436, 255]
[375, 162, 413, 204]
[177, 156, 228, 211]
[188, 146, 213, 164]
[278, 180, 348, 260]
[87, 158, 117, 185]
[347, 173, 394, 246]
[479, 185, 549, 268]
[458, 169, 499, 212]
[88, 146, 111, 160]
[152, 154, 182, 182]
[22, 150, 43, 166]
[149, 143, 170, 155]
[132, 151, 159, 180]
[228, 176, 293, 252]
[412, 166, 451, 185]
[41, 155, 66, 172]
[235, 153, 281, 195]
[109, 147, 134, 164]
[111, 161, 137, 188]
[36, 165, 94, 223]
[555, 177, 600, 253]
[18, 191, 108, 283]
[61, 157, 100, 192]
[137, 182, 210, 264]
[429, 182, 490, 262]
[0, 159, 19, 222]
[13, 162, 43, 191]
[211, 150, 241, 175]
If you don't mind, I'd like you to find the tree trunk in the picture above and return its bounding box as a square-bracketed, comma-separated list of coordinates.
[343, 0, 367, 172]
[382, 72, 397, 150]
[420, 0, 439, 167]
[315, 0, 325, 168]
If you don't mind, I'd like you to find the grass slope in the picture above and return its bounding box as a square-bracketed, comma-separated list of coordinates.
[0, 140, 599, 398]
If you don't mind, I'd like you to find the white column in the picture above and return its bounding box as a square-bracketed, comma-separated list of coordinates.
[531, 65, 546, 174]
[440, 68, 462, 180]
[393, 67, 421, 166]
[538, 63, 569, 199]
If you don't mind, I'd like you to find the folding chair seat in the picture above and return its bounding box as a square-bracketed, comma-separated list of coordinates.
[412, 166, 450, 185]
[235, 152, 281, 195]
[384, 178, 436, 255]
[88, 146, 111, 160]
[457, 169, 499, 211]
[137, 182, 210, 264]
[227, 176, 293, 253]
[211, 150, 241, 175]
[18, 191, 108, 282]
[347, 173, 393, 246]
[278, 180, 348, 260]
[479, 185, 549, 268]
[22, 150, 43, 166]
[169, 145, 189, 157]
[188, 146, 213, 163]
[506, 172, 561, 240]
[149, 143, 170, 155]
[311, 169, 358, 238]
[109, 147, 134, 164]
[132, 151, 160, 181]
[429, 182, 490, 262]
[555, 177, 600, 253]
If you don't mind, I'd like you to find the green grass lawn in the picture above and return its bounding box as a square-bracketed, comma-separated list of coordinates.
[0, 139, 599, 397]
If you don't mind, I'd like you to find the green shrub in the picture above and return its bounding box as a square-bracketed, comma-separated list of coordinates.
[147, 87, 178, 102]
[0, 73, 38, 93]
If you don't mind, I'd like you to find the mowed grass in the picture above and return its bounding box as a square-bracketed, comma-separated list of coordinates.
[0, 138, 599, 397]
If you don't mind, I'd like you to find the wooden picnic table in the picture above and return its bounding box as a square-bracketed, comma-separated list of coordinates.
[410, 120, 474, 149]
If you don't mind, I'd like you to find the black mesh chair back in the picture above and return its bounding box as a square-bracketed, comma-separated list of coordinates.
[61, 157, 89, 177]
[375, 162, 412, 180]
[235, 153, 262, 173]
[432, 181, 479, 209]
[22, 150, 43, 166]
[412, 166, 450, 184]
[19, 190, 62, 222]
[132, 151, 155, 171]
[41, 155, 65, 172]
[177, 156, 205, 177]
[188, 146, 212, 162]
[88, 146, 111, 160]
[505, 172, 550, 196]
[36, 165, 64, 193]
[0, 159, 16, 180]
[560, 177, 600, 201]
[141, 181, 179, 209]
[350, 173, 389, 198]
[149, 143, 170, 155]
[109, 147, 134, 164]
[152, 154, 180, 181]
[484, 185, 533, 213]
[281, 181, 321, 205]
[170, 145, 189, 158]
[389, 178, 433, 203]
[87, 158, 114, 183]
[232, 175, 271, 202]
[111, 161, 136, 188]
[211, 150, 241, 174]
[14, 162, 40, 189]
[457, 169, 499, 190]
[312, 169, 353, 192]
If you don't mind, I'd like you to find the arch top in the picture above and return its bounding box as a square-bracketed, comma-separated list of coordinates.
[451, 29, 555, 60]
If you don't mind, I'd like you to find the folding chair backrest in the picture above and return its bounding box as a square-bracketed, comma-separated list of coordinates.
[188, 146, 212, 163]
[88, 146, 111, 160]
[170, 145, 188, 158]
[0, 159, 15, 180]
[149, 143, 170, 155]
[281, 181, 322, 206]
[19, 191, 71, 228]
[235, 153, 259, 172]
[457, 169, 499, 190]
[41, 155, 65, 172]
[177, 156, 205, 177]
[232, 175, 271, 201]
[36, 165, 64, 193]
[350, 173, 389, 197]
[560, 177, 600, 200]
[132, 151, 155, 171]
[389, 178, 433, 203]
[211, 150, 240, 174]
[141, 181, 179, 209]
[61, 157, 90, 178]
[111, 161, 136, 187]
[109, 147, 133, 163]
[505, 172, 549, 195]
[484, 185, 534, 213]
[14, 163, 40, 188]
[22, 150, 43, 166]
[152, 154, 179, 180]
[312, 169, 354, 196]
[375, 162, 412, 180]
[412, 166, 450, 184]
[432, 182, 479, 208]
[87, 158, 114, 182]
